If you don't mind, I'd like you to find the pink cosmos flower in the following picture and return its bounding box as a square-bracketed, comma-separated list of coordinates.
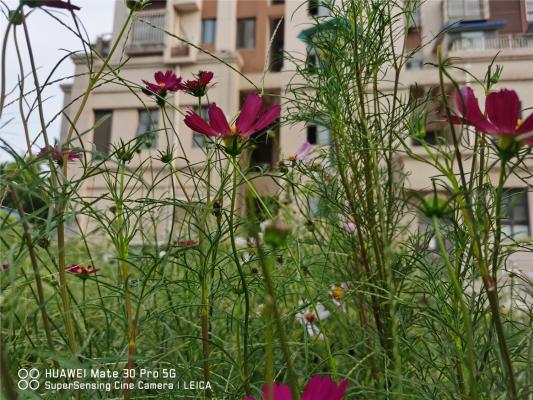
[142, 70, 183, 97]
[66, 265, 100, 279]
[244, 383, 291, 400]
[287, 142, 313, 162]
[184, 94, 281, 139]
[37, 146, 81, 164]
[25, 0, 80, 11]
[301, 376, 349, 400]
[338, 214, 356, 234]
[182, 71, 214, 97]
[244, 376, 348, 400]
[451, 87, 533, 146]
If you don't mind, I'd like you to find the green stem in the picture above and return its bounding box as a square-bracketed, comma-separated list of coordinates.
[432, 216, 478, 399]
[228, 155, 251, 395]
[491, 159, 506, 278]
[252, 230, 299, 400]
[117, 162, 135, 400]
[11, 188, 56, 358]
[437, 47, 517, 398]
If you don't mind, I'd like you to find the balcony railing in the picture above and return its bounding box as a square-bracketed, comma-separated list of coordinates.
[451, 34, 533, 51]
[446, 0, 485, 22]
[130, 12, 165, 50]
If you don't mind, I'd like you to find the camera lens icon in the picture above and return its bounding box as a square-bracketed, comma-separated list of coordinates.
[17, 368, 40, 390]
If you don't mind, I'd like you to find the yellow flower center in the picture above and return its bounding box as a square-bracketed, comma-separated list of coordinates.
[158, 82, 166, 88]
[516, 119, 523, 130]
[331, 287, 345, 299]
[304, 311, 316, 323]
[288, 154, 297, 161]
[230, 124, 238, 135]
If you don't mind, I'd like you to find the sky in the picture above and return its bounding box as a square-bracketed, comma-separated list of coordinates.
[0, 0, 116, 161]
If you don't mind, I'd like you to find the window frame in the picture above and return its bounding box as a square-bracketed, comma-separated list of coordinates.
[201, 18, 217, 45]
[136, 108, 160, 149]
[502, 189, 531, 239]
[237, 18, 257, 49]
[191, 105, 210, 148]
[93, 110, 113, 158]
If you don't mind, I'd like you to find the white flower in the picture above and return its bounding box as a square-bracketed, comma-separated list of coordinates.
[329, 283, 349, 312]
[235, 236, 248, 248]
[159, 250, 167, 258]
[295, 301, 331, 338]
[260, 220, 270, 232]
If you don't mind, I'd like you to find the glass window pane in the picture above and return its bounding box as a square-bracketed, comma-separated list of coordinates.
[237, 18, 256, 49]
[317, 125, 331, 145]
[202, 19, 216, 44]
[137, 109, 159, 149]
[192, 106, 209, 148]
[502, 189, 530, 239]
[93, 110, 113, 156]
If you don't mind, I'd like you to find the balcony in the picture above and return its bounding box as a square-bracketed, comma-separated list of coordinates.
[445, 0, 488, 22]
[164, 39, 196, 64]
[172, 0, 200, 12]
[450, 34, 533, 51]
[127, 11, 166, 55]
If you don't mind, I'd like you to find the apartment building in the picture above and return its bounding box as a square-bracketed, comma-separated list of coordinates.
[61, 0, 533, 262]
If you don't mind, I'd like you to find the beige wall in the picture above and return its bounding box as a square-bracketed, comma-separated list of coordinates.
[61, 0, 533, 253]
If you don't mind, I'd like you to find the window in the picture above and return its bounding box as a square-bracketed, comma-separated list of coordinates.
[502, 190, 530, 239]
[406, 52, 424, 70]
[447, 0, 482, 21]
[191, 106, 209, 148]
[412, 130, 448, 146]
[201, 19, 216, 45]
[309, 0, 319, 15]
[93, 110, 113, 157]
[307, 124, 330, 145]
[308, 0, 329, 16]
[450, 31, 490, 51]
[270, 18, 284, 71]
[137, 109, 159, 149]
[527, 1, 533, 22]
[130, 12, 165, 48]
[237, 18, 256, 49]
[307, 125, 317, 144]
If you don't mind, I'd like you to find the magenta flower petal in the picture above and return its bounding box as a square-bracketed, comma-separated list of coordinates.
[184, 110, 218, 137]
[262, 383, 292, 400]
[250, 105, 281, 134]
[486, 89, 521, 135]
[302, 376, 348, 400]
[236, 94, 263, 135]
[208, 104, 232, 137]
[198, 71, 214, 86]
[454, 87, 497, 134]
[517, 113, 533, 135]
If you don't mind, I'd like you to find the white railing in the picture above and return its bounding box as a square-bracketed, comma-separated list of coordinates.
[451, 34, 533, 51]
[130, 12, 165, 48]
[447, 0, 484, 21]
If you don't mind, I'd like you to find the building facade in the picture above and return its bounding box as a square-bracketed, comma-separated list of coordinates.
[61, 0, 533, 269]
